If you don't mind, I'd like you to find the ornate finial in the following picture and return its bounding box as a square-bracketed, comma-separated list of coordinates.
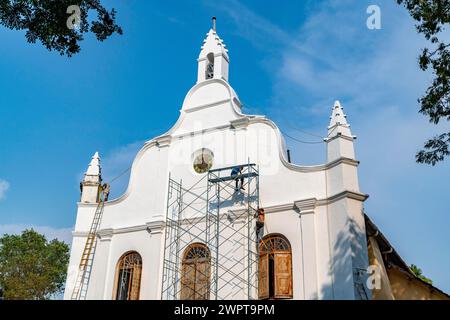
[329, 100, 349, 128]
[86, 151, 101, 176]
[212, 17, 217, 31]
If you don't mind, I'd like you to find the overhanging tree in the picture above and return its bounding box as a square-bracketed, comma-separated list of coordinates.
[410, 264, 433, 284]
[0, 229, 70, 300]
[397, 0, 450, 165]
[0, 0, 122, 57]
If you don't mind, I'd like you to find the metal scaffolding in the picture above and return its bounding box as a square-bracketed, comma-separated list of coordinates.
[161, 163, 260, 300]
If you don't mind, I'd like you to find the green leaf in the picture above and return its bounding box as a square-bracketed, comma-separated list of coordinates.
[0, 229, 70, 300]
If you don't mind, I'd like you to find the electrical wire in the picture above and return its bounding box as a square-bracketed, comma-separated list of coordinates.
[104, 129, 323, 188]
[108, 166, 132, 184]
[105, 104, 326, 183]
[281, 130, 325, 145]
[285, 122, 325, 139]
[241, 100, 327, 145]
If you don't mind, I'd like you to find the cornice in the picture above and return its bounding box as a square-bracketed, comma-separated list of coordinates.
[77, 202, 98, 208]
[171, 123, 230, 140]
[155, 135, 172, 148]
[324, 190, 369, 204]
[263, 190, 368, 215]
[73, 220, 165, 237]
[294, 198, 317, 215]
[197, 51, 230, 63]
[230, 117, 250, 130]
[184, 98, 231, 113]
[73, 191, 368, 238]
[146, 221, 165, 234]
[325, 132, 356, 143]
[97, 228, 113, 241]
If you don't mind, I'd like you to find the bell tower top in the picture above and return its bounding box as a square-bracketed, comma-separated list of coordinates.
[212, 16, 217, 31]
[197, 18, 230, 83]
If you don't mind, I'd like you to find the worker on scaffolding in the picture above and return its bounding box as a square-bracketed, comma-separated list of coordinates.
[256, 208, 265, 240]
[231, 165, 245, 191]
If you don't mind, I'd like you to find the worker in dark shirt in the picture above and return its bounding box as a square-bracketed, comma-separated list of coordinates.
[102, 183, 111, 201]
[231, 166, 245, 191]
[256, 208, 265, 240]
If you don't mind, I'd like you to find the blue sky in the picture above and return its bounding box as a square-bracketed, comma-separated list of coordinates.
[0, 0, 449, 293]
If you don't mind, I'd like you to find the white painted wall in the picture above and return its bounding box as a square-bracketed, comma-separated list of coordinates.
[64, 29, 370, 301]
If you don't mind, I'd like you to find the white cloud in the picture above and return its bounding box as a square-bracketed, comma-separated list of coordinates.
[0, 179, 10, 200]
[213, 0, 441, 160]
[0, 224, 73, 245]
[209, 0, 291, 51]
[279, 6, 428, 105]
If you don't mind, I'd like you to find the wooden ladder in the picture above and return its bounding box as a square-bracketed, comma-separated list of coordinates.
[71, 185, 109, 300]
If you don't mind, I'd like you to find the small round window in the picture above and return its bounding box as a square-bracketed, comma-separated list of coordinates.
[193, 148, 214, 174]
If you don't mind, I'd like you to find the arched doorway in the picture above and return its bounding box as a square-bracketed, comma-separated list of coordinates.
[113, 251, 142, 300]
[180, 243, 211, 300]
[259, 234, 293, 299]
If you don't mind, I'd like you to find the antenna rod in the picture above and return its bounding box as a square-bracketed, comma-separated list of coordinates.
[212, 17, 217, 31]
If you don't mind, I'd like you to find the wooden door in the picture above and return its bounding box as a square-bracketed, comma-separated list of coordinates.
[180, 262, 196, 300]
[195, 260, 210, 300]
[273, 252, 293, 298]
[129, 264, 142, 300]
[258, 253, 269, 299]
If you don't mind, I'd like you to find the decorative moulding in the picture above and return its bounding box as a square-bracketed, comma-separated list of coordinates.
[73, 221, 165, 238]
[294, 198, 317, 215]
[155, 135, 172, 148]
[263, 190, 368, 215]
[97, 228, 114, 241]
[230, 117, 250, 130]
[324, 133, 355, 143]
[146, 221, 165, 235]
[325, 190, 369, 204]
[184, 98, 231, 113]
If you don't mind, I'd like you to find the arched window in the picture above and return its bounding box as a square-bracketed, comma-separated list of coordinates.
[205, 53, 214, 79]
[259, 234, 293, 299]
[180, 243, 211, 300]
[113, 251, 142, 300]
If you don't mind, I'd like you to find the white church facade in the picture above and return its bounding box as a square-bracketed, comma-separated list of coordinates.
[64, 21, 373, 300]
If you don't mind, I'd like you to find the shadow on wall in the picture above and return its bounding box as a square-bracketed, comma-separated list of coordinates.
[319, 216, 369, 300]
[209, 192, 258, 209]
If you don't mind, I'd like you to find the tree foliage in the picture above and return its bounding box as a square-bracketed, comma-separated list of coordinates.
[0, 0, 122, 57]
[397, 0, 450, 165]
[410, 264, 433, 284]
[0, 229, 70, 300]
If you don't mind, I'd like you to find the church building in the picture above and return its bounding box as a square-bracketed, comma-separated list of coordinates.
[64, 19, 449, 301]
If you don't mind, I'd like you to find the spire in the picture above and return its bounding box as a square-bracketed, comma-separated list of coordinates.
[327, 100, 352, 138]
[329, 100, 348, 127]
[326, 100, 355, 162]
[199, 28, 229, 61]
[85, 151, 101, 176]
[197, 18, 230, 83]
[80, 152, 102, 203]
